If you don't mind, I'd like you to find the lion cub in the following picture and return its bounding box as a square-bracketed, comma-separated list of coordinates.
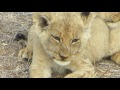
[18, 12, 120, 78]
[97, 12, 120, 29]
[97, 12, 120, 23]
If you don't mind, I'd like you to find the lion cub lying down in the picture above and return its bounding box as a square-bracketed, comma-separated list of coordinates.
[18, 12, 120, 78]
[97, 12, 120, 23]
[97, 12, 120, 29]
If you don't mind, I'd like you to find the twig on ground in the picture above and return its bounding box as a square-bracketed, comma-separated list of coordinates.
[100, 64, 116, 78]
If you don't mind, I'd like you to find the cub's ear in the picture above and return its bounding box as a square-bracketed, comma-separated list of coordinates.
[80, 12, 96, 28]
[40, 16, 49, 28]
[32, 12, 49, 29]
[81, 12, 90, 21]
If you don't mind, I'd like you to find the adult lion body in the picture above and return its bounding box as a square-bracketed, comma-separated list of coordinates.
[18, 12, 120, 78]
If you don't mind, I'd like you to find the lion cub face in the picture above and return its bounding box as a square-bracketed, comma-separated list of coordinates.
[35, 12, 95, 66]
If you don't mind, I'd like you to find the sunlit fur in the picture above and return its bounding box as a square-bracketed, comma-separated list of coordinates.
[97, 12, 120, 29]
[18, 12, 120, 78]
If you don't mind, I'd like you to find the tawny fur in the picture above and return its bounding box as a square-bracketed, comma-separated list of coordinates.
[18, 12, 120, 78]
[97, 12, 120, 22]
[97, 12, 120, 29]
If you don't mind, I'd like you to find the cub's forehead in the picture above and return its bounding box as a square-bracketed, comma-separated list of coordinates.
[50, 21, 83, 38]
[51, 13, 82, 22]
[50, 14, 83, 29]
[50, 12, 81, 18]
[48, 13, 84, 36]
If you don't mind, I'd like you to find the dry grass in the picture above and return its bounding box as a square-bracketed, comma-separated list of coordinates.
[0, 12, 120, 78]
[0, 12, 32, 78]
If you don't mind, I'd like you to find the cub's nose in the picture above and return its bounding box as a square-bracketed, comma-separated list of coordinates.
[59, 54, 68, 60]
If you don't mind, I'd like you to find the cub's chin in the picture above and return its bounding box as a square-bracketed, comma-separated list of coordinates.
[53, 59, 71, 66]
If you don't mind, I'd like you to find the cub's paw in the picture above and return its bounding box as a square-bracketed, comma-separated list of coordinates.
[111, 52, 120, 65]
[64, 70, 96, 78]
[18, 47, 32, 62]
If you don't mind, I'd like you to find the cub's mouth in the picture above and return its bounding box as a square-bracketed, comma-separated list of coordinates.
[53, 59, 71, 66]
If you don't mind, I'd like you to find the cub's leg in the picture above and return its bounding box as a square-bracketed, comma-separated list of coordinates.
[29, 38, 52, 78]
[18, 25, 35, 61]
[110, 24, 120, 65]
[29, 59, 52, 78]
[111, 52, 120, 64]
[65, 58, 96, 78]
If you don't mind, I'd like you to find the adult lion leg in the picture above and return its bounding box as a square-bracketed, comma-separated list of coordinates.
[111, 51, 120, 65]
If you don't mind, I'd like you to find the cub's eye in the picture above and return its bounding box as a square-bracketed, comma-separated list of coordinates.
[52, 35, 60, 42]
[72, 39, 79, 43]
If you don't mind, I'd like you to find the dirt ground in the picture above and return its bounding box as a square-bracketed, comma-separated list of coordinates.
[0, 12, 120, 78]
